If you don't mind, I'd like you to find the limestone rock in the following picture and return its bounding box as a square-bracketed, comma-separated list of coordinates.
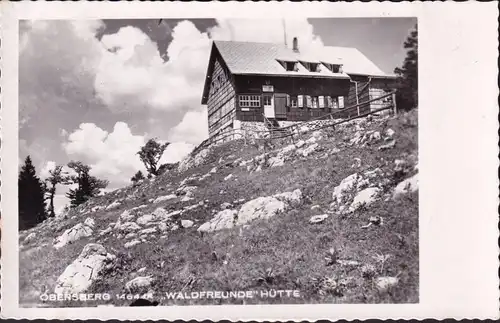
[349, 187, 381, 212]
[124, 240, 141, 249]
[153, 194, 177, 204]
[84, 218, 95, 228]
[106, 201, 121, 210]
[54, 243, 114, 294]
[54, 222, 93, 249]
[117, 222, 142, 233]
[309, 214, 329, 224]
[198, 209, 237, 233]
[393, 173, 419, 198]
[23, 232, 36, 244]
[120, 210, 135, 222]
[375, 276, 399, 291]
[181, 220, 194, 228]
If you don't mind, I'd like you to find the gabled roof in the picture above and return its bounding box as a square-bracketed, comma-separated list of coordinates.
[214, 40, 391, 78]
[201, 40, 394, 104]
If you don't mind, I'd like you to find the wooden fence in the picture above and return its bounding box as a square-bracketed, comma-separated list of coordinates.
[192, 91, 397, 153]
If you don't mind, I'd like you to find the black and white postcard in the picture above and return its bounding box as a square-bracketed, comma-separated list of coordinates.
[1, 1, 498, 321]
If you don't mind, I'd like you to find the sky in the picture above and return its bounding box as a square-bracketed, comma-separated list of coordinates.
[19, 17, 416, 214]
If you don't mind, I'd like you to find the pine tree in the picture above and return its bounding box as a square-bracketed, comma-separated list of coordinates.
[18, 156, 47, 230]
[44, 165, 68, 218]
[137, 138, 170, 177]
[394, 24, 418, 111]
[131, 170, 145, 184]
[66, 161, 109, 207]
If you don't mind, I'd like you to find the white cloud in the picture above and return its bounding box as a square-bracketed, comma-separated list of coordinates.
[63, 122, 146, 187]
[63, 121, 193, 188]
[168, 109, 209, 145]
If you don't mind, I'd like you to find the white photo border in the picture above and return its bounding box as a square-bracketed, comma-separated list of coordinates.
[1, 1, 499, 320]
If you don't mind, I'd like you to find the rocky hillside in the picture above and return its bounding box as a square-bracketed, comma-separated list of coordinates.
[19, 110, 418, 307]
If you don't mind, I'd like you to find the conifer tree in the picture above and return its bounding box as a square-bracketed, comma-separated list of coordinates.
[66, 161, 109, 207]
[18, 156, 47, 230]
[44, 165, 68, 218]
[394, 24, 418, 111]
[137, 138, 170, 177]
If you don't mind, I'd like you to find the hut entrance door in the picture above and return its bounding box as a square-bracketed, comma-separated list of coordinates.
[263, 94, 275, 118]
[274, 94, 287, 119]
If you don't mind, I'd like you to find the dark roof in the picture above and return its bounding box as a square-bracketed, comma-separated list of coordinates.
[214, 40, 392, 77]
[201, 40, 395, 104]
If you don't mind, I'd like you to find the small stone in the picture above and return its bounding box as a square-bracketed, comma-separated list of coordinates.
[375, 276, 399, 291]
[181, 220, 194, 228]
[309, 214, 329, 224]
[125, 276, 154, 293]
[124, 240, 141, 249]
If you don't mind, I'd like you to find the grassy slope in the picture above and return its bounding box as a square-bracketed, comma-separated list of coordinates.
[19, 110, 418, 307]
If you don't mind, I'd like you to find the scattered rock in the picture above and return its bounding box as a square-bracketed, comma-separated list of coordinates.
[83, 218, 95, 228]
[120, 210, 135, 222]
[99, 227, 113, 236]
[117, 222, 142, 233]
[375, 276, 399, 291]
[139, 228, 157, 235]
[310, 205, 320, 210]
[153, 194, 177, 203]
[178, 148, 210, 172]
[298, 143, 319, 157]
[54, 222, 93, 249]
[125, 276, 154, 293]
[181, 220, 194, 228]
[137, 267, 147, 273]
[198, 209, 237, 233]
[54, 244, 114, 294]
[385, 128, 395, 139]
[351, 158, 361, 168]
[295, 140, 306, 148]
[224, 174, 233, 181]
[337, 259, 361, 267]
[106, 201, 122, 210]
[309, 214, 329, 224]
[378, 140, 396, 150]
[349, 187, 381, 212]
[23, 232, 36, 244]
[393, 173, 419, 198]
[124, 240, 141, 249]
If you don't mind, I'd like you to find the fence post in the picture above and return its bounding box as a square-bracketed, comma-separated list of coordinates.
[392, 92, 398, 115]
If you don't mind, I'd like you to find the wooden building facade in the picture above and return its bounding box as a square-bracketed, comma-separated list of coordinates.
[202, 39, 397, 139]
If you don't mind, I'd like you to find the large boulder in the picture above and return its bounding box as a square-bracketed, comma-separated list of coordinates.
[393, 173, 419, 198]
[236, 189, 302, 226]
[54, 244, 114, 294]
[153, 194, 177, 204]
[197, 209, 237, 233]
[348, 187, 381, 212]
[136, 208, 172, 226]
[178, 148, 210, 172]
[53, 222, 93, 249]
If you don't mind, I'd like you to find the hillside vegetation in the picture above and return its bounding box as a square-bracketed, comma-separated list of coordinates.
[19, 109, 418, 307]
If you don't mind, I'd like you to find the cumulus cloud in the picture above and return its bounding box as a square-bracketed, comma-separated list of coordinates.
[63, 122, 194, 187]
[22, 18, 327, 192]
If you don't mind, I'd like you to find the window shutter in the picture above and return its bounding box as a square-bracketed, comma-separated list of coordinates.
[327, 96, 333, 108]
[298, 95, 304, 108]
[319, 96, 325, 108]
[306, 95, 312, 108]
[286, 94, 290, 107]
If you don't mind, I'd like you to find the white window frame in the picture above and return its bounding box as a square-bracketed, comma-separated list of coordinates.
[318, 96, 325, 108]
[239, 95, 261, 108]
[290, 96, 298, 108]
[298, 95, 304, 108]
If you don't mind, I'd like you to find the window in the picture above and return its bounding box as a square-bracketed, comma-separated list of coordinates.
[285, 62, 297, 71]
[298, 95, 304, 108]
[310, 63, 319, 72]
[306, 95, 312, 108]
[290, 96, 298, 108]
[312, 96, 318, 109]
[277, 60, 298, 72]
[322, 63, 343, 73]
[263, 95, 272, 106]
[300, 61, 320, 72]
[239, 95, 261, 108]
[318, 96, 325, 108]
[338, 96, 345, 109]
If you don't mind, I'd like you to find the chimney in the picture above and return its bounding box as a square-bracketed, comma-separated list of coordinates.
[292, 37, 299, 52]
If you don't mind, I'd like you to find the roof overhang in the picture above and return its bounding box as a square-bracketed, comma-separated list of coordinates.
[232, 72, 351, 80]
